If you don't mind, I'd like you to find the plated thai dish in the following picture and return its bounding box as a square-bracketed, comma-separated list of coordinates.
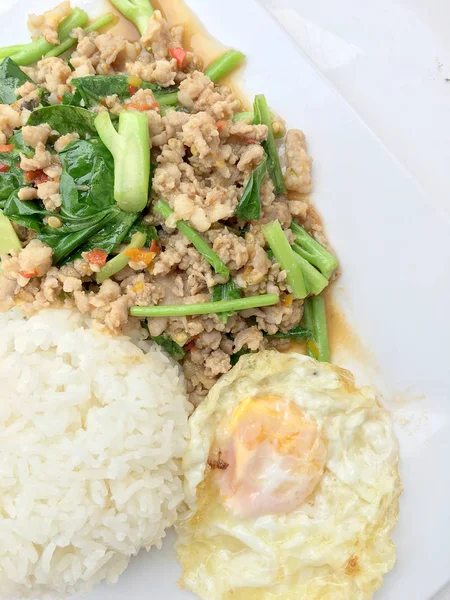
[0, 1, 401, 599]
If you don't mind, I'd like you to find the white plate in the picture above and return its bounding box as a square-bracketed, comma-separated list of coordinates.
[1, 1, 450, 599]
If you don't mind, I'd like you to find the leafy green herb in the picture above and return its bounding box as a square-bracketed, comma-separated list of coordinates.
[74, 211, 138, 258]
[72, 75, 131, 106]
[265, 325, 312, 341]
[230, 346, 254, 366]
[58, 139, 115, 218]
[211, 280, 242, 323]
[61, 89, 83, 106]
[0, 132, 31, 206]
[151, 335, 186, 361]
[4, 138, 137, 264]
[58, 138, 138, 260]
[0, 58, 33, 104]
[234, 155, 267, 220]
[3, 191, 118, 264]
[27, 105, 97, 136]
[254, 94, 285, 194]
[70, 75, 179, 108]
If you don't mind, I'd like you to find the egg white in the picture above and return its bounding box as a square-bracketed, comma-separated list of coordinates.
[176, 351, 401, 600]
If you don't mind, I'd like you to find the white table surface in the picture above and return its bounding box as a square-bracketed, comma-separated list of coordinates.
[258, 2, 450, 598]
[259, 0, 450, 226]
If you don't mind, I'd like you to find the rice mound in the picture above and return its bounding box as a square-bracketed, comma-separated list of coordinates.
[0, 309, 192, 599]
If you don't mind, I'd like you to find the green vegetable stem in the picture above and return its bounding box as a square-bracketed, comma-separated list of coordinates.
[130, 294, 279, 317]
[45, 13, 116, 58]
[0, 209, 21, 254]
[97, 231, 146, 283]
[290, 221, 338, 279]
[154, 199, 230, 279]
[110, 0, 154, 36]
[204, 50, 245, 83]
[303, 295, 330, 362]
[263, 220, 307, 299]
[95, 110, 151, 213]
[233, 110, 285, 139]
[3, 8, 88, 66]
[292, 249, 329, 296]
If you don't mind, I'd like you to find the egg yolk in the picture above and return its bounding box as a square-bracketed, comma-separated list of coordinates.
[212, 396, 327, 519]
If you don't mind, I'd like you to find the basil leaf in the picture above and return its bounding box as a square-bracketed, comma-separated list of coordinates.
[234, 155, 267, 220]
[74, 211, 138, 256]
[151, 335, 185, 360]
[59, 138, 114, 218]
[266, 325, 312, 340]
[0, 132, 31, 205]
[72, 75, 130, 106]
[230, 347, 254, 366]
[0, 57, 33, 104]
[61, 89, 83, 106]
[71, 76, 179, 108]
[3, 191, 118, 264]
[27, 105, 97, 136]
[3, 136, 136, 265]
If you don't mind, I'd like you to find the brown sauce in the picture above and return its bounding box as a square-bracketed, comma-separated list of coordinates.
[324, 286, 374, 365]
[106, 0, 249, 105]
[106, 0, 226, 65]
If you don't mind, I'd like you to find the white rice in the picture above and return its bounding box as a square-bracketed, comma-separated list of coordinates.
[0, 309, 192, 599]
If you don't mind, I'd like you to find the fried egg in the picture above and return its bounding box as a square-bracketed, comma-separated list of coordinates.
[176, 351, 401, 600]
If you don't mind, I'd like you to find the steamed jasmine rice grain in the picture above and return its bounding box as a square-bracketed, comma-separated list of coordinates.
[0, 309, 192, 599]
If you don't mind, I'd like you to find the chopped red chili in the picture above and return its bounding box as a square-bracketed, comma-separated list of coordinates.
[85, 249, 108, 266]
[183, 335, 199, 352]
[18, 269, 38, 279]
[0, 144, 15, 153]
[169, 47, 187, 69]
[128, 85, 138, 96]
[24, 170, 38, 182]
[0, 162, 10, 173]
[23, 169, 48, 185]
[34, 172, 49, 185]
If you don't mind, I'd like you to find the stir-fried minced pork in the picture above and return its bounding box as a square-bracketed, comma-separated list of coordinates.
[0, 5, 337, 403]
